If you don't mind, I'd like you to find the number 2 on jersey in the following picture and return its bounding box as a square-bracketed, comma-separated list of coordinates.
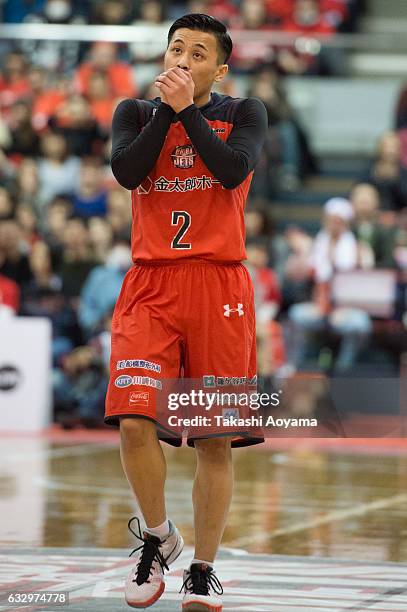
[171, 211, 191, 250]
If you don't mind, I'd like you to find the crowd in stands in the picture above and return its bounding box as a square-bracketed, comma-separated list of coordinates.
[0, 0, 363, 76]
[0, 0, 363, 30]
[0, 0, 406, 428]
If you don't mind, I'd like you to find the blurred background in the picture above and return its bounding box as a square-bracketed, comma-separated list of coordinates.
[0, 0, 406, 430]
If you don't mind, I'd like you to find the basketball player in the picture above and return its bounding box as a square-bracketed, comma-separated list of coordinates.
[105, 13, 267, 611]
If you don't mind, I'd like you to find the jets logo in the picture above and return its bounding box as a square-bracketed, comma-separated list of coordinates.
[171, 144, 197, 169]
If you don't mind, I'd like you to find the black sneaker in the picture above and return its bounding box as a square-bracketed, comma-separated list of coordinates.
[180, 562, 223, 611]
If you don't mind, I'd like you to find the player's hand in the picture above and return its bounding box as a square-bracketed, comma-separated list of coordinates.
[156, 71, 169, 105]
[155, 67, 194, 114]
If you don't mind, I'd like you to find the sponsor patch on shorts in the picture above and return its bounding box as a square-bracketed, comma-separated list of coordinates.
[222, 408, 240, 420]
[129, 392, 149, 407]
[114, 375, 162, 390]
[116, 359, 161, 373]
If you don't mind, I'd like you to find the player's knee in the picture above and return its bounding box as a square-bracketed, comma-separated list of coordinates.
[120, 417, 156, 447]
[195, 437, 232, 463]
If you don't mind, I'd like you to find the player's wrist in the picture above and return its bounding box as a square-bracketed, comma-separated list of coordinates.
[173, 101, 195, 115]
[159, 100, 174, 111]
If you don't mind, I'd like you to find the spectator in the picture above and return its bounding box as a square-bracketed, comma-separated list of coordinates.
[42, 195, 73, 249]
[25, 240, 61, 293]
[58, 216, 97, 300]
[53, 311, 112, 428]
[12, 158, 41, 213]
[129, 2, 169, 65]
[78, 241, 131, 337]
[17, 1, 89, 73]
[288, 198, 372, 373]
[280, 225, 313, 307]
[185, 1, 238, 26]
[249, 69, 315, 192]
[0, 218, 33, 287]
[75, 41, 137, 99]
[0, 149, 15, 187]
[0, 52, 31, 118]
[0, 118, 11, 153]
[245, 237, 281, 324]
[395, 79, 407, 137]
[350, 183, 396, 268]
[22, 240, 51, 296]
[15, 202, 41, 246]
[394, 208, 407, 273]
[87, 71, 118, 134]
[29, 66, 68, 132]
[229, 0, 275, 74]
[321, 0, 349, 30]
[0, 186, 15, 219]
[265, 0, 294, 25]
[245, 206, 273, 241]
[106, 186, 132, 239]
[244, 204, 288, 277]
[245, 238, 286, 376]
[39, 0, 89, 23]
[72, 157, 108, 218]
[49, 94, 106, 157]
[5, 100, 40, 159]
[20, 240, 80, 362]
[363, 131, 405, 211]
[88, 216, 114, 262]
[393, 207, 407, 321]
[278, 0, 335, 76]
[0, 273, 20, 315]
[138, 0, 166, 23]
[37, 131, 80, 206]
[91, 0, 136, 25]
[282, 0, 335, 34]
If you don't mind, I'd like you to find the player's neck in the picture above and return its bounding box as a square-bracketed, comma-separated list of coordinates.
[194, 91, 212, 108]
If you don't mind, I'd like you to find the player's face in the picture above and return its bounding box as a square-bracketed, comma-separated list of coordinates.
[165, 28, 228, 100]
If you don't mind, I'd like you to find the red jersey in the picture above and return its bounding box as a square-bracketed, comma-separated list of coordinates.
[111, 93, 268, 263]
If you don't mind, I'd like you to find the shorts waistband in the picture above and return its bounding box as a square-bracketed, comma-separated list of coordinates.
[133, 258, 243, 267]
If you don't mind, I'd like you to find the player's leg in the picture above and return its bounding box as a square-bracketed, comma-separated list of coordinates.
[179, 437, 232, 611]
[104, 264, 184, 608]
[192, 436, 233, 562]
[120, 416, 184, 608]
[120, 417, 167, 528]
[180, 261, 262, 611]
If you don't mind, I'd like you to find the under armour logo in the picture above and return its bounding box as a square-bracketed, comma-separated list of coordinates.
[223, 303, 244, 317]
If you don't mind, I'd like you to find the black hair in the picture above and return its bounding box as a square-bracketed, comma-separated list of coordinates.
[167, 13, 232, 64]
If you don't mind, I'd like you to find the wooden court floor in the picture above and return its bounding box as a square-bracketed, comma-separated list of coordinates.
[1, 430, 407, 611]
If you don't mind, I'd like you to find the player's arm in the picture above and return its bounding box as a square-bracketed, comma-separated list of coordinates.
[177, 97, 268, 190]
[111, 98, 175, 190]
[154, 68, 268, 189]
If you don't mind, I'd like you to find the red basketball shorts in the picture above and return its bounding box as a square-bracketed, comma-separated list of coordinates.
[105, 259, 264, 447]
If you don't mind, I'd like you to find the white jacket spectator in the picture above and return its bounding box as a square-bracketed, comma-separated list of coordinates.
[311, 197, 357, 282]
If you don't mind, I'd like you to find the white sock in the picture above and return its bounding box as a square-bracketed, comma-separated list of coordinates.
[191, 558, 214, 569]
[145, 519, 170, 540]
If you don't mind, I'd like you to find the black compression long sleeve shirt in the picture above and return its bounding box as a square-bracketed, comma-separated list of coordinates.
[176, 98, 267, 189]
[111, 100, 175, 190]
[110, 95, 268, 190]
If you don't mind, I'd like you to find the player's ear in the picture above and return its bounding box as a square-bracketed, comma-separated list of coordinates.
[214, 63, 228, 82]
